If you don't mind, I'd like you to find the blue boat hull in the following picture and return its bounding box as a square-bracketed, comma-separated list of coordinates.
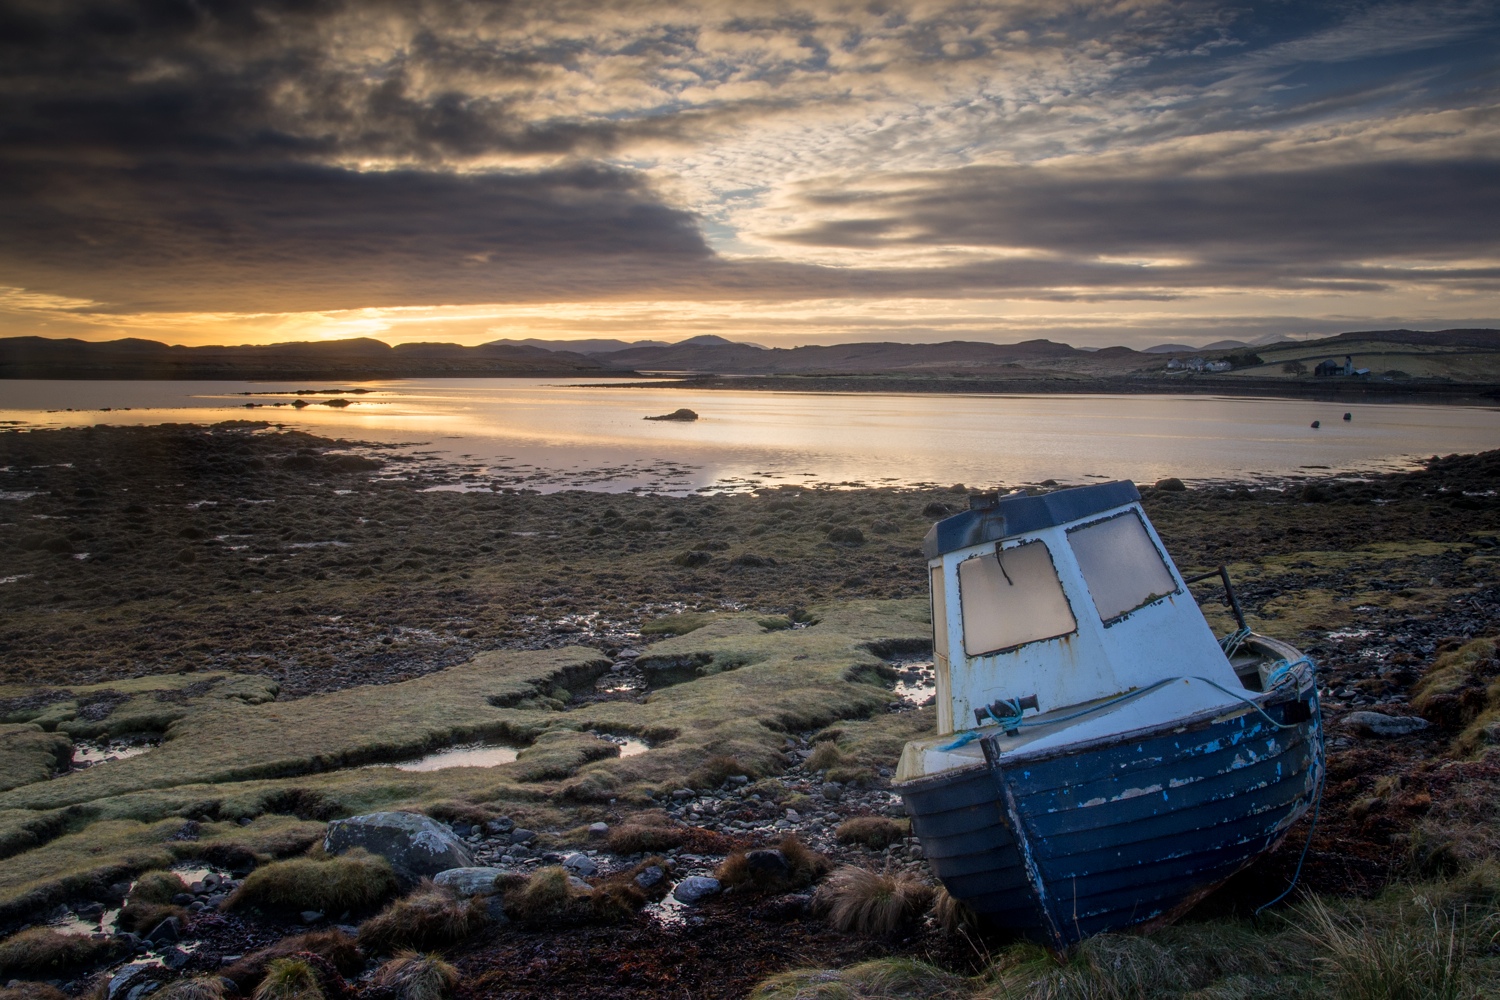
[897, 683, 1323, 949]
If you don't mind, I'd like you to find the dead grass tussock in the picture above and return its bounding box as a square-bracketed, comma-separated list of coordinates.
[718, 835, 831, 892]
[374, 952, 460, 1000]
[502, 865, 642, 928]
[0, 927, 120, 976]
[1412, 637, 1500, 731]
[1300, 893, 1486, 1000]
[605, 821, 687, 854]
[127, 869, 187, 904]
[751, 957, 965, 1000]
[357, 882, 488, 954]
[929, 885, 980, 937]
[117, 900, 186, 933]
[155, 977, 226, 1000]
[689, 754, 754, 789]
[815, 867, 933, 936]
[835, 816, 909, 849]
[226, 848, 397, 914]
[0, 984, 68, 1000]
[252, 958, 325, 1000]
[221, 931, 361, 995]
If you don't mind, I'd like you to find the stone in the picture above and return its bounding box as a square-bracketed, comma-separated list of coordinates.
[671, 788, 695, 800]
[745, 849, 790, 881]
[672, 876, 721, 904]
[509, 828, 537, 845]
[324, 811, 474, 879]
[587, 822, 610, 837]
[159, 947, 190, 970]
[486, 817, 515, 835]
[108, 964, 157, 1000]
[300, 910, 323, 924]
[1154, 477, 1187, 492]
[433, 867, 505, 897]
[634, 865, 666, 890]
[563, 853, 598, 877]
[567, 876, 593, 892]
[1342, 711, 1430, 737]
[143, 917, 179, 945]
[820, 782, 842, 800]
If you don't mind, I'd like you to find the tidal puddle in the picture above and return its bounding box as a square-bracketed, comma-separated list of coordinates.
[595, 732, 650, 757]
[71, 738, 159, 769]
[369, 742, 521, 771]
[887, 656, 937, 706]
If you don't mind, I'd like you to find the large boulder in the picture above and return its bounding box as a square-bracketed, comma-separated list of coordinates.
[324, 811, 473, 879]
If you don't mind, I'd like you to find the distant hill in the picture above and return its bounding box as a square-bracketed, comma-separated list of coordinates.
[1201, 340, 1250, 350]
[485, 337, 671, 354]
[1144, 344, 1197, 354]
[0, 337, 630, 380]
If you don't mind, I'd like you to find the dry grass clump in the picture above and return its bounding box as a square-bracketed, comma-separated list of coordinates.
[0, 927, 120, 976]
[129, 869, 188, 904]
[220, 931, 361, 995]
[605, 821, 687, 854]
[717, 835, 831, 892]
[117, 900, 186, 934]
[373, 952, 460, 1000]
[835, 816, 910, 849]
[814, 867, 933, 936]
[1412, 637, 1500, 740]
[226, 848, 398, 914]
[501, 865, 642, 928]
[251, 958, 324, 1000]
[1300, 895, 1483, 1000]
[806, 742, 850, 772]
[356, 882, 488, 954]
[689, 754, 752, 789]
[929, 885, 980, 936]
[0, 984, 68, 1000]
[751, 957, 964, 1000]
[155, 977, 227, 1000]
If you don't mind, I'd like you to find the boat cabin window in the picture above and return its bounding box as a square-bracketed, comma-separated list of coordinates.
[929, 566, 949, 662]
[958, 540, 1077, 655]
[1068, 510, 1178, 623]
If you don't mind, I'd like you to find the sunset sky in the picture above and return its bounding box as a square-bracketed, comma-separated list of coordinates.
[1, 0, 1497, 349]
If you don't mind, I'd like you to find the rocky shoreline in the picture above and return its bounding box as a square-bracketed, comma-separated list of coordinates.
[1, 424, 1498, 999]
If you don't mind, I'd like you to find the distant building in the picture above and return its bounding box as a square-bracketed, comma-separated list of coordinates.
[1314, 355, 1365, 377]
[1166, 356, 1231, 373]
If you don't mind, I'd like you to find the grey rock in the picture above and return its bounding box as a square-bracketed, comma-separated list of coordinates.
[107, 964, 157, 1000]
[484, 896, 508, 923]
[144, 917, 179, 945]
[587, 821, 610, 837]
[171, 893, 193, 906]
[325, 811, 474, 879]
[563, 853, 598, 877]
[300, 910, 324, 924]
[745, 849, 790, 881]
[125, 983, 160, 1000]
[634, 865, 666, 890]
[672, 876, 721, 904]
[159, 947, 190, 971]
[820, 782, 842, 800]
[509, 828, 537, 845]
[671, 788, 695, 800]
[486, 817, 514, 835]
[434, 867, 504, 897]
[1342, 711, 1431, 737]
[567, 876, 593, 892]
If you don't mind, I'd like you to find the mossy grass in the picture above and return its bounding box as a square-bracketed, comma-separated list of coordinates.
[0, 927, 121, 977]
[116, 900, 186, 934]
[226, 848, 398, 914]
[0, 984, 68, 1000]
[751, 957, 964, 1000]
[0, 726, 72, 793]
[221, 931, 361, 995]
[717, 835, 831, 892]
[356, 882, 488, 954]
[155, 978, 227, 1000]
[251, 958, 324, 1000]
[834, 816, 910, 849]
[128, 869, 188, 904]
[814, 867, 933, 935]
[373, 952, 460, 1000]
[501, 865, 643, 927]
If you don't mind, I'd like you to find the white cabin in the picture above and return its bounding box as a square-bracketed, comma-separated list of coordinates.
[901, 482, 1251, 781]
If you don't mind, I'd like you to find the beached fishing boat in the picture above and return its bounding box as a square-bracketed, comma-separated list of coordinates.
[895, 481, 1323, 950]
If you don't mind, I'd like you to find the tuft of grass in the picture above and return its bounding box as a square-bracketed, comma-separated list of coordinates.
[374, 952, 460, 1000]
[806, 742, 849, 772]
[116, 900, 186, 934]
[718, 835, 831, 892]
[0, 927, 120, 976]
[501, 865, 641, 928]
[221, 931, 361, 996]
[835, 816, 909, 849]
[640, 612, 714, 636]
[226, 848, 397, 914]
[0, 984, 68, 1000]
[129, 869, 188, 904]
[357, 882, 488, 954]
[1411, 636, 1500, 736]
[751, 957, 964, 1000]
[689, 754, 752, 789]
[929, 885, 979, 936]
[155, 977, 226, 1000]
[815, 866, 933, 936]
[1301, 895, 1479, 1000]
[252, 958, 324, 1000]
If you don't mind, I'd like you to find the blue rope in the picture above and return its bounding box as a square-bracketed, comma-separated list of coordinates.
[1255, 779, 1323, 917]
[1220, 626, 1252, 657]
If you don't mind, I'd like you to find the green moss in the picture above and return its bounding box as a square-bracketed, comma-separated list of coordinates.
[0, 727, 70, 793]
[129, 869, 188, 904]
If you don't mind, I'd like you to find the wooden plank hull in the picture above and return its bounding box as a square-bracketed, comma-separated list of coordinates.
[897, 680, 1323, 949]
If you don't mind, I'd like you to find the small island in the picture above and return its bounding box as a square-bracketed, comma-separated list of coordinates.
[644, 408, 699, 421]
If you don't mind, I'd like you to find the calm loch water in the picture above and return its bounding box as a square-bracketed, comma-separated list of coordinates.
[2, 378, 1496, 492]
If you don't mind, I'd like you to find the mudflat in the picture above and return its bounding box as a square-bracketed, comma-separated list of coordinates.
[1, 423, 1499, 999]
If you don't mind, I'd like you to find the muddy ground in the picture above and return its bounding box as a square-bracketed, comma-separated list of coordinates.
[1, 423, 1498, 998]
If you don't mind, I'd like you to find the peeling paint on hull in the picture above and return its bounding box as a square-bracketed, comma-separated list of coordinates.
[897, 678, 1323, 950]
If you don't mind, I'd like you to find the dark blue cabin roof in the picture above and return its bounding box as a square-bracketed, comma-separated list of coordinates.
[921, 480, 1141, 559]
